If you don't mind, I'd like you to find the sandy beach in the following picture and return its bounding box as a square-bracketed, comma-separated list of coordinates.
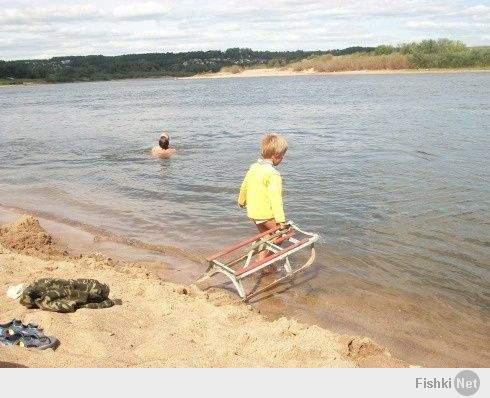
[185, 67, 490, 79]
[0, 215, 409, 368]
[1, 68, 487, 87]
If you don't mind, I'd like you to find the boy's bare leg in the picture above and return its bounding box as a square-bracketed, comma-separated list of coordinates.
[255, 219, 277, 233]
[254, 220, 280, 273]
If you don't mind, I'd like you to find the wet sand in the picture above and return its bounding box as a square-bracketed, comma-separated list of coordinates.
[0, 215, 408, 368]
[185, 68, 490, 79]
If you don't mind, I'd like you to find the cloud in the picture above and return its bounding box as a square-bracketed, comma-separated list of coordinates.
[0, 4, 104, 25]
[461, 4, 490, 21]
[0, 0, 488, 60]
[0, 24, 57, 33]
[206, 0, 455, 21]
[113, 2, 170, 20]
[406, 20, 487, 31]
[127, 30, 191, 41]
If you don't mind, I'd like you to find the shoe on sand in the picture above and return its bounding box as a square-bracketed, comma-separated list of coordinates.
[0, 320, 40, 337]
[0, 333, 22, 346]
[0, 319, 58, 350]
[18, 335, 59, 350]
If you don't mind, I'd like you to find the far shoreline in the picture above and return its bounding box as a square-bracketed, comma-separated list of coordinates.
[1, 67, 489, 88]
[183, 67, 490, 80]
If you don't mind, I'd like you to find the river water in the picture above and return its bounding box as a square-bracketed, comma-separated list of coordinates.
[0, 73, 488, 366]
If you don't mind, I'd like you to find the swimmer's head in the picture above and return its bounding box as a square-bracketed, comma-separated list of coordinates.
[159, 132, 170, 150]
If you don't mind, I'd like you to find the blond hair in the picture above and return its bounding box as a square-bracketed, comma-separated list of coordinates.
[260, 133, 288, 159]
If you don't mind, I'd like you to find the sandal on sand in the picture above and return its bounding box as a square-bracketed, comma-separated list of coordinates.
[0, 320, 41, 337]
[18, 335, 59, 350]
[0, 333, 22, 346]
[0, 333, 58, 350]
[0, 319, 58, 350]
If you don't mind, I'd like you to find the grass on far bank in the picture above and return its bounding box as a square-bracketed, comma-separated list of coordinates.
[0, 78, 46, 86]
[217, 52, 410, 74]
[218, 39, 490, 74]
[220, 65, 245, 74]
[288, 53, 409, 72]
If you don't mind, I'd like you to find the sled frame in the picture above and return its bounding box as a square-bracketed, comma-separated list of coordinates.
[195, 221, 318, 301]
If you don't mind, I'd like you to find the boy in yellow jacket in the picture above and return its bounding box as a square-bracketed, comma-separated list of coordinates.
[238, 133, 288, 260]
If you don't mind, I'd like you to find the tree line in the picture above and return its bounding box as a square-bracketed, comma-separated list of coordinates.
[2, 40, 487, 84]
[0, 46, 372, 83]
[373, 39, 489, 68]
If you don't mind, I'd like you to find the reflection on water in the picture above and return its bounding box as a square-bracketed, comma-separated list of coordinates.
[0, 73, 489, 366]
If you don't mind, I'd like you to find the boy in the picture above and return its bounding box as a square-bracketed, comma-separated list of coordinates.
[238, 133, 288, 260]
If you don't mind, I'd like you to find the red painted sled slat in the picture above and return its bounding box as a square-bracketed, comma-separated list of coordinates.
[235, 238, 309, 276]
[206, 224, 284, 262]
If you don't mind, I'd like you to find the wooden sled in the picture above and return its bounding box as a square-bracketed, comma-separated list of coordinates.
[195, 221, 319, 301]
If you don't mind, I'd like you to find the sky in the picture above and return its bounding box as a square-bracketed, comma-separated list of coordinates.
[0, 0, 489, 60]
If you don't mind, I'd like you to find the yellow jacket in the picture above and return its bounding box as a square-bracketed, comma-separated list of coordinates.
[238, 159, 285, 223]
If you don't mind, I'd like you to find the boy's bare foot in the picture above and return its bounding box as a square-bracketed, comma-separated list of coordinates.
[261, 266, 278, 275]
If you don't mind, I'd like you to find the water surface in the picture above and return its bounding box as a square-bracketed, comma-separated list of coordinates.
[0, 73, 489, 366]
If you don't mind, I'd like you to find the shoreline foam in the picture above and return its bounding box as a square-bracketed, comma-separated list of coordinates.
[0, 215, 409, 368]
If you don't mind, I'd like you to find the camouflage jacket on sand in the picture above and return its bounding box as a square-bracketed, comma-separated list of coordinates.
[20, 278, 114, 313]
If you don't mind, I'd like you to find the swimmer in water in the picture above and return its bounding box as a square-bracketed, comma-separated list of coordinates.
[151, 132, 176, 158]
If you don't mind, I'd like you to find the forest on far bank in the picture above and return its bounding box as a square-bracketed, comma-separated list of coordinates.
[0, 47, 367, 83]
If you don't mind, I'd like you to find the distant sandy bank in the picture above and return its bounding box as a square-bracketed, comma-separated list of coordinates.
[0, 80, 47, 87]
[184, 67, 490, 80]
[0, 215, 410, 368]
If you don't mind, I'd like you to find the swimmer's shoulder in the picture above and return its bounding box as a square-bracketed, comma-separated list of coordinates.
[161, 148, 176, 158]
[151, 147, 176, 158]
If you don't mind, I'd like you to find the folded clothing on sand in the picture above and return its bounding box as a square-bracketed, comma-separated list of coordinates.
[0, 319, 59, 350]
[20, 278, 115, 313]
